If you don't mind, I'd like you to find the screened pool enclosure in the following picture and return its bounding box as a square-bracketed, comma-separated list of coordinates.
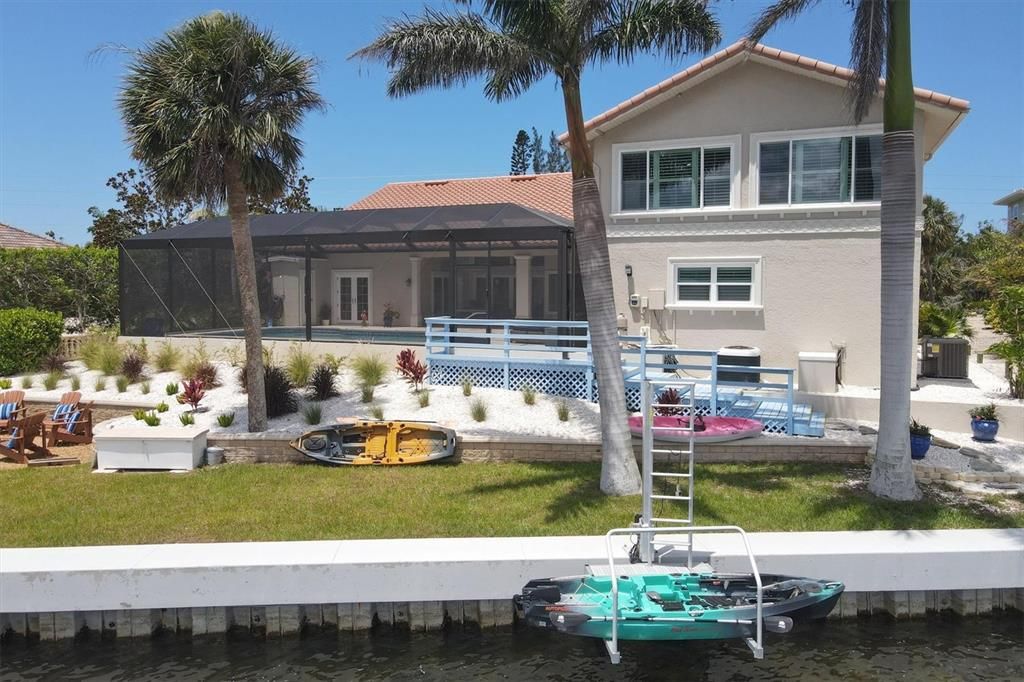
[119, 203, 585, 340]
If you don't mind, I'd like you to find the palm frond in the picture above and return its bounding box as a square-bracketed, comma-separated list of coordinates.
[351, 9, 543, 100]
[587, 0, 721, 66]
[847, 0, 887, 122]
[747, 0, 822, 44]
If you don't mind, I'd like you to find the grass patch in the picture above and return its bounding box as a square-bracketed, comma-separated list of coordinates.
[42, 371, 61, 391]
[0, 463, 1019, 548]
[303, 402, 322, 425]
[352, 354, 388, 387]
[521, 384, 536, 405]
[556, 400, 570, 422]
[153, 342, 182, 373]
[285, 343, 315, 387]
[20, 375, 33, 389]
[470, 397, 487, 422]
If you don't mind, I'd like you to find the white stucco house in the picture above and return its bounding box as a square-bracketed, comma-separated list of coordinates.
[994, 188, 1024, 226]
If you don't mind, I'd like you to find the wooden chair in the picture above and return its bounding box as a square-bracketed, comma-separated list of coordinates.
[46, 402, 93, 447]
[0, 390, 27, 432]
[41, 391, 81, 433]
[0, 411, 50, 464]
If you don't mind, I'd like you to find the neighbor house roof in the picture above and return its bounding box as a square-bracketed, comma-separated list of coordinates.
[564, 40, 969, 157]
[994, 189, 1024, 206]
[349, 173, 573, 221]
[0, 222, 63, 249]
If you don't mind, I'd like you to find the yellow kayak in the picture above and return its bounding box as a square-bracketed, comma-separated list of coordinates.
[290, 419, 456, 466]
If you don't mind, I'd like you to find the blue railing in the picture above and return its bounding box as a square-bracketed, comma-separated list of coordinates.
[424, 316, 795, 434]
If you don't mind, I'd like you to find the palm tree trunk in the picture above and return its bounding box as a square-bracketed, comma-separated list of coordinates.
[562, 73, 641, 496]
[224, 157, 268, 432]
[868, 0, 920, 501]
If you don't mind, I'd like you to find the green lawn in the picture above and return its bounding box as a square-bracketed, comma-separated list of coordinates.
[1, 462, 1020, 548]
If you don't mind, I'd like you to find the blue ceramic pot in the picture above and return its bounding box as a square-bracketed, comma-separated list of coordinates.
[971, 419, 999, 442]
[909, 434, 931, 460]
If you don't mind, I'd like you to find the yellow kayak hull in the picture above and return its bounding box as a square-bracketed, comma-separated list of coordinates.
[290, 420, 456, 466]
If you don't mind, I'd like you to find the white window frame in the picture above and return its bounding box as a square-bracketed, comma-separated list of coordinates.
[666, 256, 763, 310]
[750, 125, 884, 209]
[612, 134, 742, 216]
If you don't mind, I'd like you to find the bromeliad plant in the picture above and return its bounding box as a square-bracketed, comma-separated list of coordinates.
[181, 378, 206, 411]
[396, 348, 427, 392]
[654, 388, 683, 416]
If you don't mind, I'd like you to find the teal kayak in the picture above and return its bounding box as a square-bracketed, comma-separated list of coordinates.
[514, 571, 844, 642]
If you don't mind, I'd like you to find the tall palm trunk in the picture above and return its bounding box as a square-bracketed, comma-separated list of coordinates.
[562, 73, 642, 495]
[868, 0, 920, 500]
[224, 157, 268, 432]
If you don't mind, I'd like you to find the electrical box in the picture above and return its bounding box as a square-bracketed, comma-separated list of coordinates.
[640, 296, 649, 309]
[648, 288, 665, 311]
[629, 294, 640, 308]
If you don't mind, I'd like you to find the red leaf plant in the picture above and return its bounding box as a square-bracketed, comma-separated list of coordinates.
[396, 348, 428, 392]
[181, 378, 206, 411]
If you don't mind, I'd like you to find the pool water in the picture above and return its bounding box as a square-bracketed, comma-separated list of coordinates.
[195, 326, 427, 345]
[2, 615, 1021, 680]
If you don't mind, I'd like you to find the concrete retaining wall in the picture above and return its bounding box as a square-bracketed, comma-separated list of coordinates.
[2, 530, 1021, 643]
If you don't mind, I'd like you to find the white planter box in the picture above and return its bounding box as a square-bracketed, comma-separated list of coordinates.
[95, 427, 209, 471]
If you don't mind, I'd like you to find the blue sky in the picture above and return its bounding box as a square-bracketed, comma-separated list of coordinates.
[1, 0, 1021, 245]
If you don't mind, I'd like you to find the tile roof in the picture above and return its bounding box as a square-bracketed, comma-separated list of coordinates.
[0, 223, 64, 249]
[348, 173, 573, 221]
[570, 40, 970, 141]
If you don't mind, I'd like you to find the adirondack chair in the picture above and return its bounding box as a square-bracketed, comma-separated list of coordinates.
[0, 390, 27, 432]
[46, 402, 93, 447]
[0, 411, 49, 464]
[41, 391, 81, 433]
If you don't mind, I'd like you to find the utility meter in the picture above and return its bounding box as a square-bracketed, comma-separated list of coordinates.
[629, 294, 641, 307]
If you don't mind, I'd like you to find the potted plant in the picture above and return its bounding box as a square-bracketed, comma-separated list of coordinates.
[318, 303, 331, 326]
[969, 403, 1000, 441]
[359, 310, 369, 327]
[382, 303, 399, 328]
[909, 419, 931, 460]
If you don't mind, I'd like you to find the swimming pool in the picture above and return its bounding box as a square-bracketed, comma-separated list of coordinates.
[192, 326, 427, 345]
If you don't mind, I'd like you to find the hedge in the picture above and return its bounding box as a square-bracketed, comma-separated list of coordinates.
[0, 308, 63, 375]
[0, 246, 118, 329]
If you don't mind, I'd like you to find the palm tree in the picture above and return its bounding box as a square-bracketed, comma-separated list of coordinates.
[749, 0, 920, 500]
[354, 0, 721, 495]
[117, 12, 324, 431]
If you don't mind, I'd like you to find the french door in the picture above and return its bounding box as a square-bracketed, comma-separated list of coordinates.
[332, 270, 372, 324]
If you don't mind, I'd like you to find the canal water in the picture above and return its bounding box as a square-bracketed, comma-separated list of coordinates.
[2, 616, 1021, 680]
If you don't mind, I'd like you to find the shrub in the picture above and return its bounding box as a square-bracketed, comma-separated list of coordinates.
[322, 353, 344, 374]
[303, 402, 322, 425]
[70, 375, 81, 391]
[0, 246, 118, 327]
[308, 364, 338, 401]
[919, 302, 973, 339]
[0, 307, 63, 375]
[285, 343, 315, 387]
[115, 376, 129, 393]
[20, 375, 33, 389]
[218, 344, 244, 368]
[352, 354, 388, 387]
[969, 403, 999, 422]
[120, 350, 146, 383]
[265, 366, 299, 418]
[217, 412, 235, 427]
[165, 382, 179, 396]
[140, 380, 151, 395]
[155, 401, 169, 413]
[143, 413, 161, 427]
[654, 388, 682, 416]
[125, 339, 148, 364]
[187, 361, 220, 389]
[521, 384, 536, 406]
[556, 400, 570, 422]
[43, 371, 62, 391]
[97, 344, 124, 376]
[418, 390, 430, 408]
[94, 377, 106, 391]
[181, 378, 206, 411]
[179, 412, 195, 426]
[470, 397, 487, 422]
[370, 405, 384, 420]
[79, 328, 118, 370]
[133, 409, 147, 421]
[986, 285, 1024, 399]
[461, 375, 473, 397]
[41, 352, 67, 373]
[396, 348, 428, 391]
[153, 342, 182, 373]
[909, 419, 931, 437]
[0, 378, 10, 389]
[360, 385, 374, 403]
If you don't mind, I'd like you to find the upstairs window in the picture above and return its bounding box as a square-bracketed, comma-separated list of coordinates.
[620, 143, 734, 211]
[758, 133, 881, 206]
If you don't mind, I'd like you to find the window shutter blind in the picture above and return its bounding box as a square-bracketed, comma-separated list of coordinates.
[621, 152, 647, 210]
[854, 135, 882, 202]
[703, 148, 731, 207]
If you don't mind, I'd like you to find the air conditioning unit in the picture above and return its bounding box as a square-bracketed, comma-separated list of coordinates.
[920, 337, 970, 379]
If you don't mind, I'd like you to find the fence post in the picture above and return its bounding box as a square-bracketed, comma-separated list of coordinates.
[502, 322, 510, 390]
[710, 352, 719, 416]
[585, 330, 594, 401]
[786, 371, 795, 435]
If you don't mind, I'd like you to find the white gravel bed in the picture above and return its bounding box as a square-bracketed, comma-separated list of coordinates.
[19, 361, 171, 406]
[928, 427, 1024, 476]
[837, 361, 1018, 405]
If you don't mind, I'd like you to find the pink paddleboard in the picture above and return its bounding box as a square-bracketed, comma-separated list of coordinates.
[628, 414, 763, 443]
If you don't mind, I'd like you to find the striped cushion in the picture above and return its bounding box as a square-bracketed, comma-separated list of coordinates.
[65, 411, 82, 434]
[0, 403, 15, 420]
[5, 427, 18, 450]
[52, 403, 72, 420]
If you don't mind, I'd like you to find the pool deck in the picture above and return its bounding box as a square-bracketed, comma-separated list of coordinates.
[2, 529, 1021, 640]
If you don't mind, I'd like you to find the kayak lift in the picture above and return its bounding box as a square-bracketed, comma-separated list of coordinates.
[609, 380, 764, 663]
